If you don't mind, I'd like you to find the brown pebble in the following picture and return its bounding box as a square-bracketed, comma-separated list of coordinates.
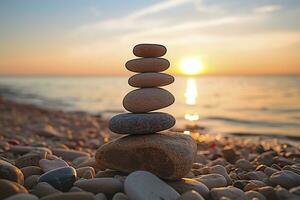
[125, 58, 170, 73]
[123, 88, 174, 113]
[128, 73, 174, 88]
[21, 166, 43, 179]
[39, 192, 95, 200]
[133, 44, 167, 58]
[24, 175, 40, 189]
[0, 179, 28, 199]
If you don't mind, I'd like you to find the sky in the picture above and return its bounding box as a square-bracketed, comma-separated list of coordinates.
[0, 0, 299, 76]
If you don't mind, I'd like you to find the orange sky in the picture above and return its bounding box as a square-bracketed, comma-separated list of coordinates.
[0, 0, 299, 76]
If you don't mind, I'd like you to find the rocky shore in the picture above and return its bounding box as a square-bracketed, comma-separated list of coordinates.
[0, 97, 300, 200]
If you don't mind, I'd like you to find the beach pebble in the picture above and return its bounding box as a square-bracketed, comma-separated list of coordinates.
[256, 151, 277, 166]
[275, 185, 294, 200]
[269, 170, 300, 189]
[128, 73, 174, 88]
[39, 192, 95, 200]
[76, 166, 95, 179]
[52, 148, 90, 161]
[109, 112, 175, 134]
[24, 175, 39, 189]
[0, 159, 24, 184]
[95, 169, 126, 178]
[195, 174, 227, 189]
[69, 186, 84, 192]
[235, 159, 254, 171]
[133, 44, 167, 58]
[210, 186, 246, 200]
[96, 133, 196, 180]
[38, 166, 77, 192]
[112, 192, 129, 200]
[177, 190, 205, 200]
[245, 191, 266, 200]
[123, 88, 174, 113]
[21, 166, 43, 179]
[243, 180, 266, 191]
[15, 153, 46, 168]
[3, 193, 38, 200]
[124, 171, 180, 200]
[32, 182, 62, 198]
[167, 178, 209, 198]
[210, 164, 232, 184]
[290, 185, 300, 196]
[39, 158, 68, 172]
[10, 146, 52, 155]
[264, 166, 279, 176]
[222, 147, 239, 163]
[95, 193, 108, 200]
[126, 58, 169, 73]
[254, 186, 277, 200]
[74, 178, 123, 194]
[0, 179, 28, 199]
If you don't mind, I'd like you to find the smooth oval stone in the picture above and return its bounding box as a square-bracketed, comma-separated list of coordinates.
[39, 192, 95, 200]
[52, 148, 90, 161]
[21, 166, 43, 179]
[32, 182, 61, 198]
[123, 88, 175, 113]
[210, 186, 246, 200]
[112, 192, 129, 200]
[38, 166, 77, 192]
[24, 175, 39, 189]
[15, 153, 45, 168]
[245, 191, 266, 200]
[125, 58, 169, 73]
[195, 174, 227, 189]
[4, 193, 38, 200]
[167, 178, 209, 198]
[128, 73, 174, 88]
[210, 165, 232, 185]
[109, 112, 175, 134]
[39, 159, 69, 172]
[96, 132, 196, 180]
[124, 171, 180, 200]
[0, 160, 24, 184]
[0, 179, 28, 199]
[178, 191, 205, 200]
[269, 170, 300, 189]
[74, 178, 123, 194]
[133, 44, 167, 58]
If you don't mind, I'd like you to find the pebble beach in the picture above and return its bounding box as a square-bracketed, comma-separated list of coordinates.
[1, 96, 300, 200]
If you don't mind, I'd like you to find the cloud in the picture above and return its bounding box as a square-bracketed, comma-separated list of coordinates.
[77, 0, 192, 33]
[121, 15, 260, 41]
[254, 4, 281, 13]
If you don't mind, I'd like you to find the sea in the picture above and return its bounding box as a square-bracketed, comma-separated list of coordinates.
[0, 76, 300, 139]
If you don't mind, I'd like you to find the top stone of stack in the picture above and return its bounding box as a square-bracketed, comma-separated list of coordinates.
[133, 43, 167, 58]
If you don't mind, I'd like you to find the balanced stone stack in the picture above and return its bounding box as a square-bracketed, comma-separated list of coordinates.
[96, 44, 196, 180]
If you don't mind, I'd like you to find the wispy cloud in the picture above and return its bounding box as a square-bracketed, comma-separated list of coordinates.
[77, 0, 192, 33]
[254, 4, 281, 13]
[121, 15, 260, 41]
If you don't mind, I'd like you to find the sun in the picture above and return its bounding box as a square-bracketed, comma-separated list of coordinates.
[179, 58, 204, 75]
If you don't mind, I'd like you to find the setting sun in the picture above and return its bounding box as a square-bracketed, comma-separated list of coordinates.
[179, 58, 204, 75]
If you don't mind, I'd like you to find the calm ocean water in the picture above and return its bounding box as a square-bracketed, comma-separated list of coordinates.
[0, 76, 300, 137]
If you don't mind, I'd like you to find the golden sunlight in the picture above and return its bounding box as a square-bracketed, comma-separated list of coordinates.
[179, 57, 204, 75]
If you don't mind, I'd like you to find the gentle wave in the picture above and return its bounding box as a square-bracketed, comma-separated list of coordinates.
[204, 116, 300, 128]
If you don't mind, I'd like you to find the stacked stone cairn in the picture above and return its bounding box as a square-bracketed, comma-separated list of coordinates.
[96, 44, 196, 180]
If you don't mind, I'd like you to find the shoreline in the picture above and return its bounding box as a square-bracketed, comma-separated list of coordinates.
[0, 96, 299, 147]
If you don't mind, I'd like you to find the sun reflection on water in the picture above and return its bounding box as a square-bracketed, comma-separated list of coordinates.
[184, 78, 198, 105]
[184, 78, 200, 123]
